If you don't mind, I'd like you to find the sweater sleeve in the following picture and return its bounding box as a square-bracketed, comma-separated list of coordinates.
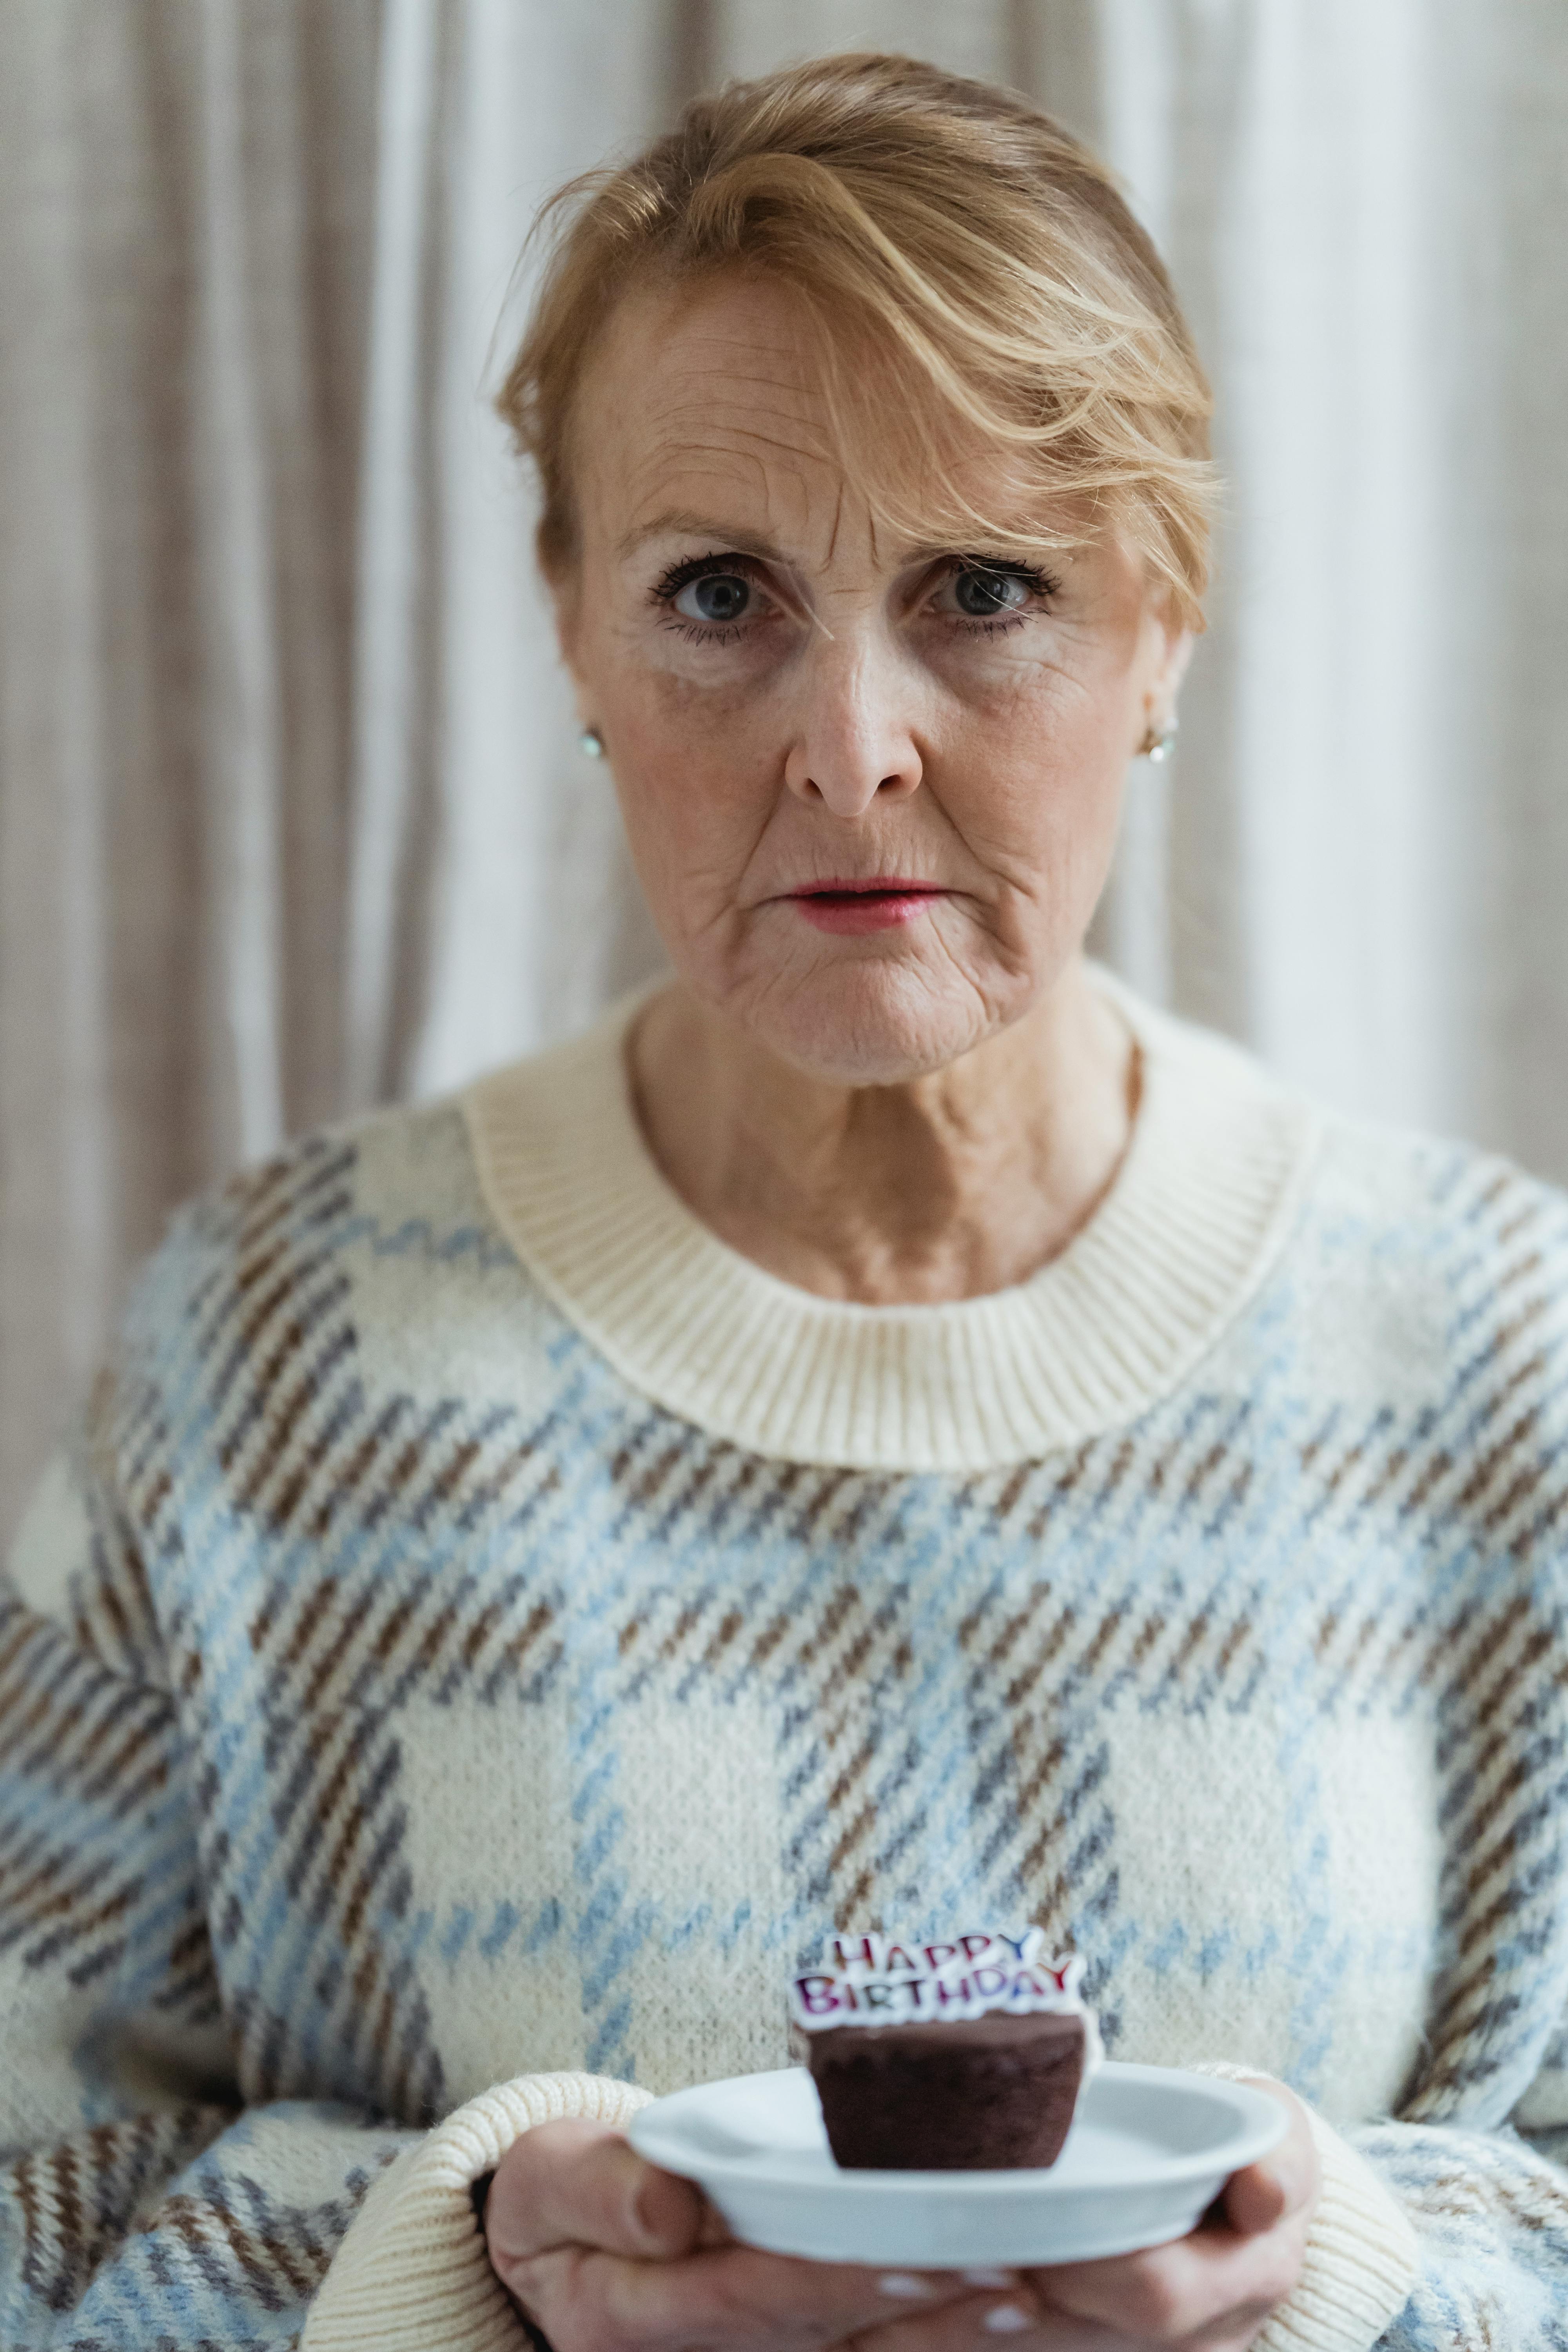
[0, 1446, 642, 2352]
[1194, 2060, 1568, 2349]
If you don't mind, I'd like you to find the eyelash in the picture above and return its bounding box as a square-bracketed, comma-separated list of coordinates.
[649, 552, 1062, 639]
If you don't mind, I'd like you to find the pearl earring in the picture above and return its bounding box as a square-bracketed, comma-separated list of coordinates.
[579, 726, 605, 759]
[1139, 716, 1178, 763]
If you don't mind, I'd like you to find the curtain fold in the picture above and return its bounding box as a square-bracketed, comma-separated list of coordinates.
[1, 0, 1566, 1541]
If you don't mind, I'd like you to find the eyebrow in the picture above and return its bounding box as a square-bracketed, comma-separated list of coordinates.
[614, 511, 1063, 574]
[614, 512, 787, 563]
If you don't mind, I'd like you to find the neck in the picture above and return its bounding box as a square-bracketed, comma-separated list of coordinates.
[627, 960, 1138, 1306]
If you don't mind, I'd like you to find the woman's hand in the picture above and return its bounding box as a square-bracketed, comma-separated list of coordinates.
[486, 2082, 1318, 2352]
[485, 2117, 1014, 2352]
[1014, 2079, 1319, 2348]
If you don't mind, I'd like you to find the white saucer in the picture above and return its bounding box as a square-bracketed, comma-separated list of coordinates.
[628, 2061, 1287, 2267]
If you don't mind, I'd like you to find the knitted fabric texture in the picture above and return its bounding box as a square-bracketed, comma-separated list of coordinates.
[1, 982, 1566, 2348]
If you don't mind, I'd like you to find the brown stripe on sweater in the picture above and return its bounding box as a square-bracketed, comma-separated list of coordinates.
[955, 1593, 999, 1651]
[1166, 1612, 1212, 1686]
[813, 1596, 904, 1714]
[825, 1797, 879, 1888]
[984, 1585, 1062, 1674]
[327, 1779, 407, 1956]
[744, 1610, 793, 1675]
[279, 1714, 388, 1897]
[76, 1708, 172, 1810]
[1025, 1442, 1094, 1540]
[1433, 1593, 1532, 1716]
[1450, 1405, 1546, 1520]
[259, 1575, 340, 1672]
[361, 1410, 457, 1535]
[1400, 1445, 1456, 1521]
[995, 1602, 1078, 1711]
[1182, 1439, 1234, 1508]
[218, 1279, 355, 1482]
[1512, 1472, 1568, 1560]
[789, 1585, 862, 1678]
[22, 1873, 138, 1972]
[160, 2189, 288, 2309]
[614, 1438, 691, 1517]
[236, 1326, 359, 1518]
[701, 1608, 747, 1670]
[454, 1427, 559, 1532]
[0, 1640, 101, 1771]
[1490, 1247, 1546, 1307]
[1475, 1449, 1557, 1544]
[4, 1678, 138, 1802]
[1468, 1622, 1556, 1741]
[790, 1468, 859, 1544]
[990, 1461, 1035, 1528]
[695, 1449, 764, 1543]
[1212, 1610, 1257, 1686]
[646, 1450, 724, 1541]
[1009, 1731, 1069, 1828]
[1495, 1193, 1546, 1248]
[1127, 1611, 1166, 1673]
[1474, 1167, 1519, 1216]
[307, 1398, 412, 1543]
[824, 1731, 879, 1818]
[659, 1446, 740, 1542]
[298, 1579, 387, 1724]
[207, 1249, 338, 1419]
[1013, 1788, 1088, 1896]
[1455, 1855, 1528, 1963]
[1072, 1606, 1127, 1689]
[656, 1601, 708, 1662]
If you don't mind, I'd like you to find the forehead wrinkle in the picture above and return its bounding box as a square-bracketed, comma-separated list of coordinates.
[621, 438, 816, 552]
[641, 402, 837, 481]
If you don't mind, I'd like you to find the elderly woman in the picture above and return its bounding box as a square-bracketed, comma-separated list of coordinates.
[2, 49, 1565, 2352]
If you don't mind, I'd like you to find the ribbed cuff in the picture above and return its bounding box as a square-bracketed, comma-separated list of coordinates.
[1190, 2064, 1417, 2352]
[301, 2071, 652, 2352]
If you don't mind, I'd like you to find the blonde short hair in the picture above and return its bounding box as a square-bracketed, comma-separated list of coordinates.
[497, 52, 1215, 626]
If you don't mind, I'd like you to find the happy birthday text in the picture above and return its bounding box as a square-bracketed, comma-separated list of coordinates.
[789, 1927, 1086, 2032]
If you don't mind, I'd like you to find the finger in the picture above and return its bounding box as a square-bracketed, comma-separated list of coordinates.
[846, 2288, 1122, 2352]
[1222, 2089, 1319, 2237]
[1028, 2211, 1307, 2343]
[486, 2118, 704, 2266]
[584, 2241, 983, 2349]
[1222, 2161, 1287, 2236]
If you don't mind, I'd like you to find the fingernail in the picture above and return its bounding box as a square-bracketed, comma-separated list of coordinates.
[983, 2307, 1032, 2334]
[879, 2273, 937, 2299]
[963, 2267, 1016, 2288]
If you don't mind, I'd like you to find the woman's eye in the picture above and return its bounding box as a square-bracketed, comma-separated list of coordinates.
[950, 566, 1031, 618]
[673, 573, 752, 624]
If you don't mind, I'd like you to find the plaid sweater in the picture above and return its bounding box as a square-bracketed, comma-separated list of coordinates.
[3, 979, 1567, 2351]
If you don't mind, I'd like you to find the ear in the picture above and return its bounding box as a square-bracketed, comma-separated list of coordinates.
[1158, 626, 1195, 709]
[1141, 590, 1195, 730]
[548, 563, 582, 676]
[547, 566, 599, 733]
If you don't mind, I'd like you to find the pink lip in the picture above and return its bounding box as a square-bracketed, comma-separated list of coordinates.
[784, 877, 946, 936]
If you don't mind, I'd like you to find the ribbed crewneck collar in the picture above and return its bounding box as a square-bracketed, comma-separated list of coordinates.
[461, 973, 1317, 1472]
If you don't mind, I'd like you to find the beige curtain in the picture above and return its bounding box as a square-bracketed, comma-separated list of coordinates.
[2, 0, 1566, 1542]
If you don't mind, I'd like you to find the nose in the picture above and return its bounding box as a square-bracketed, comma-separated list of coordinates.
[782, 637, 923, 817]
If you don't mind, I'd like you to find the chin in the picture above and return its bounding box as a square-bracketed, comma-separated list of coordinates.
[732, 957, 1013, 1087]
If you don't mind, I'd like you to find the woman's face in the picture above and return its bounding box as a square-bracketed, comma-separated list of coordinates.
[556, 274, 1188, 1085]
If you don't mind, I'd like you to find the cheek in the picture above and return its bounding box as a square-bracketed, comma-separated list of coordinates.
[943, 662, 1131, 873]
[605, 686, 775, 922]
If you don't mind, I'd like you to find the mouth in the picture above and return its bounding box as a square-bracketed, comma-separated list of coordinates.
[783, 877, 947, 936]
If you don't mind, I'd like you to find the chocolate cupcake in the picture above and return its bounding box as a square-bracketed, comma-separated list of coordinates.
[789, 1929, 1100, 2171]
